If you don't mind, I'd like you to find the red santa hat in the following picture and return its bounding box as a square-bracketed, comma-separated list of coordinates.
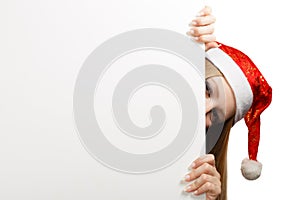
[206, 43, 272, 180]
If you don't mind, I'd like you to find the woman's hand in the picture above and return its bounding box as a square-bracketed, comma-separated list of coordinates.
[186, 6, 219, 51]
[184, 154, 221, 200]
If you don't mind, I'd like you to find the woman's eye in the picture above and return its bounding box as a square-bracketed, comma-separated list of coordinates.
[206, 86, 210, 96]
[205, 81, 211, 97]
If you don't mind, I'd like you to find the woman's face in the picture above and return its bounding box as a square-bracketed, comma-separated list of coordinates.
[205, 76, 236, 128]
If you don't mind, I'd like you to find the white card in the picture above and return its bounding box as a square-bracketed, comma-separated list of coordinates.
[73, 28, 206, 200]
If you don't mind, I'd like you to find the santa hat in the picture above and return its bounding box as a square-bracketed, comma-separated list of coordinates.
[206, 43, 272, 180]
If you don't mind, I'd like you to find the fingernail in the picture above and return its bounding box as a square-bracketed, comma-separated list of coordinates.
[189, 29, 194, 34]
[194, 190, 199, 195]
[188, 162, 195, 170]
[191, 21, 197, 25]
[194, 37, 199, 41]
[184, 174, 190, 181]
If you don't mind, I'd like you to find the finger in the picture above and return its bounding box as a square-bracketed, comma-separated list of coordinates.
[194, 181, 221, 197]
[189, 154, 216, 170]
[192, 35, 217, 46]
[187, 162, 220, 182]
[197, 6, 212, 17]
[191, 14, 216, 26]
[185, 174, 221, 194]
[205, 42, 220, 51]
[189, 24, 214, 37]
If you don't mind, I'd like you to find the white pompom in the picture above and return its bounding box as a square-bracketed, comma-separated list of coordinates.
[241, 158, 262, 180]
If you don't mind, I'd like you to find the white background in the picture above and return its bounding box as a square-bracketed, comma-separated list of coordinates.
[1, 0, 299, 199]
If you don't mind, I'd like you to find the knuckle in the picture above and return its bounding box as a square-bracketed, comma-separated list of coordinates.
[193, 178, 201, 187]
[207, 153, 215, 161]
[203, 162, 211, 171]
[196, 17, 204, 25]
[198, 35, 205, 41]
[193, 27, 199, 34]
[205, 182, 213, 189]
[189, 171, 196, 180]
[194, 158, 200, 165]
[218, 183, 222, 194]
[218, 181, 222, 191]
[201, 173, 208, 182]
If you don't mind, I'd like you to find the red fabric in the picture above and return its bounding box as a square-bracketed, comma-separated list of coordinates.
[218, 43, 272, 161]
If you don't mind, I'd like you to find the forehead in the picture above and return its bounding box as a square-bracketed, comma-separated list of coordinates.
[205, 59, 222, 79]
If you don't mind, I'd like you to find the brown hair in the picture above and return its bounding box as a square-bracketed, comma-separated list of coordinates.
[205, 58, 235, 200]
[208, 116, 234, 200]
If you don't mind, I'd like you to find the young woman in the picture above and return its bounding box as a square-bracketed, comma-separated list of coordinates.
[184, 6, 272, 200]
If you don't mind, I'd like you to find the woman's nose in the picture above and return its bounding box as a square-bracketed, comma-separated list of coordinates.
[206, 98, 214, 128]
